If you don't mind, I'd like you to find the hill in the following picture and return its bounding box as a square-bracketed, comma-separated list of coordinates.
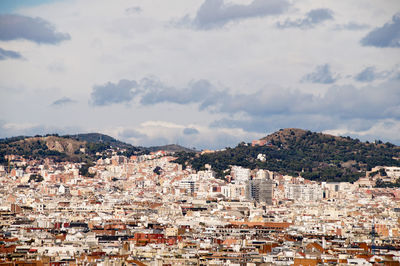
[0, 133, 145, 164]
[0, 133, 194, 165]
[0, 135, 85, 163]
[67, 134, 194, 153]
[64, 133, 137, 150]
[173, 128, 400, 182]
[147, 144, 196, 153]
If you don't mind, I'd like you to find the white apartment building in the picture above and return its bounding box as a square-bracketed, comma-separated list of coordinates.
[285, 183, 323, 201]
[231, 166, 250, 183]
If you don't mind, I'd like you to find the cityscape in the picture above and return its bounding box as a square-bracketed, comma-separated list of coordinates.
[1, 0, 400, 265]
[0, 130, 400, 265]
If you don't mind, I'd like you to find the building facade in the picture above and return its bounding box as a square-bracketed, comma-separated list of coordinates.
[246, 178, 273, 204]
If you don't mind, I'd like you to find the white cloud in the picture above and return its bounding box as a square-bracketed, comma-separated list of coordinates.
[3, 122, 39, 131]
[105, 121, 263, 149]
[323, 119, 400, 143]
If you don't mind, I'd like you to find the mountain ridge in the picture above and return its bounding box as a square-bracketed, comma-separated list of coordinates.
[1, 128, 399, 183]
[0, 133, 196, 164]
[173, 128, 400, 182]
[64, 133, 137, 150]
[261, 128, 340, 142]
[147, 144, 196, 153]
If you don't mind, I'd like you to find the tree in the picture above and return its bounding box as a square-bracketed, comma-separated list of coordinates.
[29, 174, 44, 183]
[379, 168, 387, 176]
[375, 178, 384, 187]
[153, 166, 162, 175]
[79, 162, 95, 177]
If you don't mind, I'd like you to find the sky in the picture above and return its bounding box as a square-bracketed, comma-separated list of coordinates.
[0, 0, 400, 149]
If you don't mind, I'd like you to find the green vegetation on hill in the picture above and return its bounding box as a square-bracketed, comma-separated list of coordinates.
[375, 178, 400, 188]
[0, 133, 194, 167]
[0, 133, 145, 165]
[65, 133, 140, 150]
[173, 128, 400, 182]
[0, 137, 69, 162]
[2, 129, 399, 183]
[147, 144, 196, 153]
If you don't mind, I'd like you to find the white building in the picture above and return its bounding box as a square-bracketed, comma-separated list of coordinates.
[384, 167, 400, 179]
[179, 179, 198, 195]
[231, 166, 251, 183]
[221, 183, 246, 200]
[285, 183, 323, 201]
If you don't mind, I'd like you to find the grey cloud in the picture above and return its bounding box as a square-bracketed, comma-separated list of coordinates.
[183, 127, 199, 135]
[0, 14, 70, 44]
[277, 8, 334, 29]
[211, 133, 253, 149]
[301, 64, 338, 84]
[48, 62, 66, 72]
[349, 132, 400, 146]
[210, 79, 400, 139]
[140, 79, 221, 107]
[133, 78, 304, 117]
[138, 136, 170, 148]
[125, 6, 142, 15]
[354, 66, 390, 82]
[361, 13, 400, 48]
[214, 89, 313, 117]
[90, 77, 227, 109]
[213, 116, 400, 146]
[211, 114, 340, 134]
[316, 82, 400, 120]
[117, 123, 257, 150]
[333, 22, 369, 31]
[51, 97, 76, 107]
[91, 76, 400, 123]
[119, 129, 146, 139]
[90, 79, 139, 106]
[0, 47, 22, 60]
[211, 80, 400, 121]
[181, 0, 290, 30]
[140, 80, 309, 117]
[210, 115, 382, 143]
[0, 121, 81, 139]
[355, 67, 376, 82]
[134, 78, 310, 119]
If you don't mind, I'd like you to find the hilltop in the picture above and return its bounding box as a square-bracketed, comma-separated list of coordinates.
[174, 128, 400, 182]
[0, 135, 83, 163]
[0, 133, 195, 165]
[2, 128, 399, 182]
[0, 133, 143, 164]
[147, 144, 196, 153]
[261, 128, 340, 144]
[64, 133, 138, 150]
